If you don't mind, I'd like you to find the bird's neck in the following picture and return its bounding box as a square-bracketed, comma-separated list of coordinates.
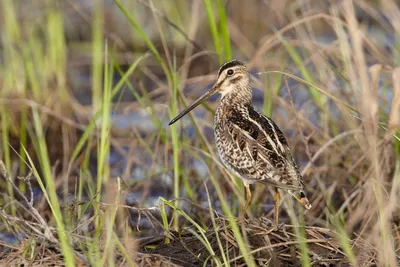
[220, 85, 252, 106]
[217, 86, 252, 120]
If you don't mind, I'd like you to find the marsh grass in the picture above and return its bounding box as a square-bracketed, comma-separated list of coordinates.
[0, 0, 399, 266]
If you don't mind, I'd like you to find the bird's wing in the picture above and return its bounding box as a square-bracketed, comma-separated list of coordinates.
[226, 106, 302, 189]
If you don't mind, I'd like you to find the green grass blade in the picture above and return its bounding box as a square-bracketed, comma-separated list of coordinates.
[29, 108, 75, 266]
[215, 0, 231, 61]
[203, 0, 222, 63]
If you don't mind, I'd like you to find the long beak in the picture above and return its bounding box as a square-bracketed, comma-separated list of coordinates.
[169, 85, 218, 125]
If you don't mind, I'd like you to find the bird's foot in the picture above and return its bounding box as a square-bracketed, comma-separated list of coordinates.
[276, 222, 286, 231]
[262, 225, 277, 235]
[236, 214, 250, 224]
[260, 222, 284, 235]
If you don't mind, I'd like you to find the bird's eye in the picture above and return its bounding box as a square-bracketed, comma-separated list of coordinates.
[227, 69, 234, 76]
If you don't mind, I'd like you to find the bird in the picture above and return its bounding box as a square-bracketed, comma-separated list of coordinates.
[169, 60, 311, 228]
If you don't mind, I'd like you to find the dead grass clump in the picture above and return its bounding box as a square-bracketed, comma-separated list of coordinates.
[139, 217, 380, 267]
[1, 242, 66, 267]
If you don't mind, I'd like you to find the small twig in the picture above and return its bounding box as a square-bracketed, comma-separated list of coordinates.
[17, 172, 34, 206]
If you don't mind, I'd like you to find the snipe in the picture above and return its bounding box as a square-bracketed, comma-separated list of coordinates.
[169, 60, 311, 228]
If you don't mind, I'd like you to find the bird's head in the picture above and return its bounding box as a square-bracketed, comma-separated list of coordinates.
[169, 60, 250, 125]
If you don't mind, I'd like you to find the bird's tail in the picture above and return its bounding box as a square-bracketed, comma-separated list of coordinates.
[289, 190, 312, 210]
[299, 190, 311, 210]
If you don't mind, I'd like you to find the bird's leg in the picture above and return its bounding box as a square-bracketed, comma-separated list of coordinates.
[273, 188, 280, 227]
[245, 183, 252, 214]
[241, 183, 252, 219]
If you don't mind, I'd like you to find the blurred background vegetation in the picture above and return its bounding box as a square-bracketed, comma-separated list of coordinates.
[0, 0, 399, 266]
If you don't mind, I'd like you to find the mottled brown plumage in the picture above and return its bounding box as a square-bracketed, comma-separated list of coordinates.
[169, 60, 311, 226]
